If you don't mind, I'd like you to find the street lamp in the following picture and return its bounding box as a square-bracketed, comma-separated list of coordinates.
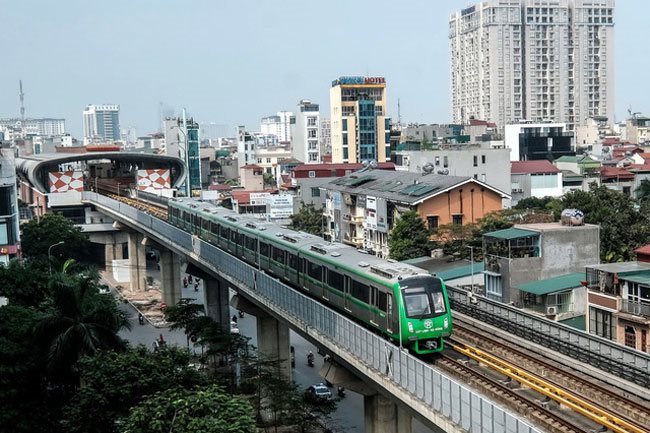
[171, 126, 190, 197]
[48, 241, 65, 274]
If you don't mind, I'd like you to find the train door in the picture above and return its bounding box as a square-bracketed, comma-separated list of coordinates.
[386, 293, 394, 334]
[344, 276, 352, 311]
[370, 286, 380, 327]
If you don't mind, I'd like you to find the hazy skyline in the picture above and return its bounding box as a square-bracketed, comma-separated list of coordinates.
[2, 0, 648, 138]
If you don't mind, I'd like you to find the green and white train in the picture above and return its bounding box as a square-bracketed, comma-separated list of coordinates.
[168, 197, 452, 354]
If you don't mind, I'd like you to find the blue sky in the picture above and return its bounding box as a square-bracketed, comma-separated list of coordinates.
[1, 0, 648, 138]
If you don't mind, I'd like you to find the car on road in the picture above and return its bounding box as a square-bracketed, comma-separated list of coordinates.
[305, 383, 332, 401]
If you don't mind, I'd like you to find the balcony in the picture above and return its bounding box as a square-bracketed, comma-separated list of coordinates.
[621, 299, 650, 318]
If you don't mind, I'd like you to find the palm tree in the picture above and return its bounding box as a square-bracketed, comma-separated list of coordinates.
[34, 262, 130, 381]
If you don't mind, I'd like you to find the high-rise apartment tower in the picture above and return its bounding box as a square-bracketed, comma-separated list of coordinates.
[82, 104, 120, 144]
[450, 0, 614, 131]
[330, 76, 390, 163]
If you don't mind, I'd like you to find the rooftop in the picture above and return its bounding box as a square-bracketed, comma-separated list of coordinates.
[587, 261, 650, 274]
[511, 160, 561, 175]
[515, 272, 585, 296]
[323, 169, 509, 205]
[484, 227, 538, 240]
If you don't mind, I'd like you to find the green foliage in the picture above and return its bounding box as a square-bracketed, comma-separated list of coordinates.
[0, 305, 59, 433]
[20, 213, 90, 266]
[559, 184, 650, 262]
[263, 172, 276, 188]
[34, 269, 130, 380]
[636, 178, 650, 202]
[62, 346, 207, 433]
[290, 202, 323, 236]
[514, 196, 556, 210]
[0, 260, 50, 307]
[122, 385, 257, 433]
[388, 210, 432, 261]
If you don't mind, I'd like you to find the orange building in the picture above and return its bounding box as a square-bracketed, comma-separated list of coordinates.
[322, 169, 508, 258]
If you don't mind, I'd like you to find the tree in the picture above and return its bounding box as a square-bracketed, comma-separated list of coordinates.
[0, 260, 51, 307]
[388, 211, 432, 261]
[62, 346, 207, 433]
[559, 184, 650, 262]
[514, 196, 556, 210]
[636, 178, 650, 202]
[20, 213, 90, 267]
[263, 172, 276, 188]
[290, 203, 323, 236]
[34, 268, 130, 382]
[164, 298, 206, 348]
[122, 385, 257, 433]
[0, 305, 59, 433]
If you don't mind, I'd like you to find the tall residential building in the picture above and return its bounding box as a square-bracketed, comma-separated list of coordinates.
[261, 111, 293, 144]
[82, 104, 120, 144]
[291, 99, 320, 164]
[330, 76, 390, 163]
[450, 0, 614, 132]
[320, 117, 331, 156]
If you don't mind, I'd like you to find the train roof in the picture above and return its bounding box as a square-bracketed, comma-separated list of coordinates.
[168, 197, 433, 285]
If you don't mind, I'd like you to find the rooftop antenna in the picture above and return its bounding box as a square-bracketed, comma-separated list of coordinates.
[19, 80, 26, 137]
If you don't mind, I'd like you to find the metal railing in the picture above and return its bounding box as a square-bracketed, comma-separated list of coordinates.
[83, 191, 540, 433]
[621, 299, 650, 317]
[447, 287, 650, 388]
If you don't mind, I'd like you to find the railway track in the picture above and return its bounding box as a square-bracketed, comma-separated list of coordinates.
[439, 323, 650, 433]
[105, 193, 168, 220]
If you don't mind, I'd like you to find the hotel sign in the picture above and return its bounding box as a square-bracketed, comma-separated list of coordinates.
[333, 76, 386, 86]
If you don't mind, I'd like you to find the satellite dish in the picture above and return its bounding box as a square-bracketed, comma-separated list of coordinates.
[422, 162, 434, 174]
[437, 169, 449, 175]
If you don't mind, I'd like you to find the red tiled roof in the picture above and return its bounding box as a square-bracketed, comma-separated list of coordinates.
[599, 166, 634, 180]
[469, 119, 497, 127]
[511, 160, 560, 174]
[628, 164, 650, 172]
[637, 152, 650, 161]
[634, 245, 650, 255]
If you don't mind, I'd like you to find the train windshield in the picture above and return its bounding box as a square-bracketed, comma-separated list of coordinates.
[401, 277, 446, 318]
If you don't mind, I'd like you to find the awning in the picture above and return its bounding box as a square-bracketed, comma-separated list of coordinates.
[484, 227, 538, 241]
[619, 271, 650, 286]
[515, 272, 585, 296]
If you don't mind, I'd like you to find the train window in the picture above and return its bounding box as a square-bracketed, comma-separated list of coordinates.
[272, 247, 284, 264]
[245, 236, 257, 251]
[202, 218, 209, 230]
[210, 222, 219, 235]
[221, 227, 230, 239]
[230, 230, 237, 242]
[287, 253, 298, 270]
[307, 261, 322, 280]
[351, 280, 370, 304]
[260, 242, 269, 257]
[377, 291, 387, 312]
[327, 270, 344, 290]
[431, 292, 446, 314]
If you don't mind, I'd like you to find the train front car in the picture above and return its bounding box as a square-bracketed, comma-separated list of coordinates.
[397, 275, 452, 354]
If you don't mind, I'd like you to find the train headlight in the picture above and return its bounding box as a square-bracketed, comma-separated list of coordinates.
[444, 318, 449, 329]
[407, 322, 414, 332]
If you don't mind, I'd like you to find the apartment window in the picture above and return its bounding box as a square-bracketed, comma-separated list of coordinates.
[308, 171, 315, 178]
[481, 155, 486, 164]
[307, 117, 317, 126]
[311, 187, 320, 197]
[473, 156, 478, 167]
[342, 119, 348, 131]
[443, 156, 448, 168]
[452, 214, 463, 226]
[589, 307, 615, 340]
[427, 216, 439, 231]
[435, 156, 440, 166]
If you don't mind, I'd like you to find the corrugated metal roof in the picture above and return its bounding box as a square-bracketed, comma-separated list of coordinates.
[436, 262, 485, 281]
[619, 270, 650, 286]
[484, 227, 538, 240]
[322, 170, 509, 205]
[515, 272, 585, 296]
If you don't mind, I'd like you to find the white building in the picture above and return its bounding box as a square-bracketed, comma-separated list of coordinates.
[82, 104, 120, 144]
[0, 118, 66, 137]
[504, 122, 573, 161]
[291, 99, 320, 164]
[450, 0, 615, 131]
[511, 160, 563, 204]
[261, 111, 293, 144]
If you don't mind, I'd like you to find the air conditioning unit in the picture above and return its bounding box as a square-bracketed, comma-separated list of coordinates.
[546, 306, 558, 316]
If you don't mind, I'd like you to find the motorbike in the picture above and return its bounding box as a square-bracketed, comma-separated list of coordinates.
[337, 387, 346, 398]
[138, 313, 145, 325]
[307, 352, 315, 367]
[238, 310, 244, 318]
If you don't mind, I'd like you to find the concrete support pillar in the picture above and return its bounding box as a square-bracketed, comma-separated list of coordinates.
[257, 315, 291, 380]
[105, 243, 116, 272]
[364, 394, 412, 433]
[128, 232, 146, 291]
[205, 277, 230, 328]
[160, 249, 182, 306]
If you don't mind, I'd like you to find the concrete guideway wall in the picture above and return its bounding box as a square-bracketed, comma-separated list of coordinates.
[82, 191, 541, 433]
